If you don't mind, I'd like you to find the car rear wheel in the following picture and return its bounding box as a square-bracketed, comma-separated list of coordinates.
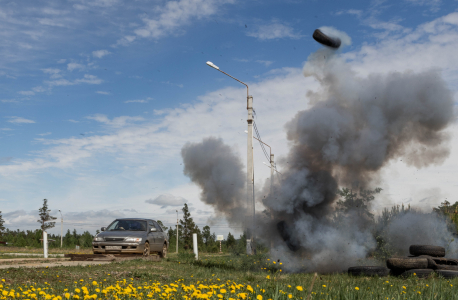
[160, 244, 167, 258]
[143, 242, 150, 257]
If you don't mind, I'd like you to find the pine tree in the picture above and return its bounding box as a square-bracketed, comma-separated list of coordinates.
[226, 232, 236, 249]
[37, 199, 57, 242]
[37, 199, 57, 231]
[156, 220, 168, 231]
[202, 225, 211, 246]
[179, 203, 199, 250]
[0, 211, 5, 239]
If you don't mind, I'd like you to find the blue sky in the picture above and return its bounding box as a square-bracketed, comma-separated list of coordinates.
[1, 0, 458, 236]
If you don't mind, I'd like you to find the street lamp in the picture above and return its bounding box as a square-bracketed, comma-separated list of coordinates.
[58, 210, 63, 248]
[206, 61, 255, 255]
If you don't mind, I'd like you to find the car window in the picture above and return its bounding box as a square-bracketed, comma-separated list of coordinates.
[148, 222, 155, 230]
[106, 220, 147, 231]
[153, 222, 163, 232]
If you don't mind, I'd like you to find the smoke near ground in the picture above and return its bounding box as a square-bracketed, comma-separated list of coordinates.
[182, 30, 456, 272]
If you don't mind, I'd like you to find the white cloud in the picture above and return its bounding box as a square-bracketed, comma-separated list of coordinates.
[162, 81, 184, 88]
[41, 68, 62, 79]
[46, 74, 103, 86]
[92, 50, 111, 58]
[75, 74, 103, 84]
[96, 91, 110, 95]
[86, 114, 144, 127]
[7, 117, 35, 124]
[335, 9, 363, 17]
[247, 22, 302, 40]
[57, 59, 66, 63]
[115, 0, 234, 45]
[38, 18, 66, 27]
[33, 86, 47, 92]
[256, 60, 273, 67]
[17, 91, 35, 96]
[145, 194, 188, 208]
[0, 128, 12, 131]
[37, 132, 52, 136]
[2, 209, 128, 232]
[67, 63, 85, 71]
[124, 97, 152, 104]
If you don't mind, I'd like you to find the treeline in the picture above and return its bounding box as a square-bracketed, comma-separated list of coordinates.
[1, 228, 94, 248]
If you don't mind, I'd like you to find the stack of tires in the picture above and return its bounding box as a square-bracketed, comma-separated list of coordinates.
[387, 245, 458, 279]
[348, 245, 458, 279]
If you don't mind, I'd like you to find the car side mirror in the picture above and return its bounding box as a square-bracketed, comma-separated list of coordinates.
[150, 227, 157, 232]
[101, 227, 106, 231]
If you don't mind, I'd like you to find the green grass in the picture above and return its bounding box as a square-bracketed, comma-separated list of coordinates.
[0, 251, 458, 299]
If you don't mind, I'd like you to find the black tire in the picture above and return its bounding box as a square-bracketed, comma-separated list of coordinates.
[431, 257, 458, 266]
[386, 257, 428, 270]
[409, 245, 445, 257]
[143, 242, 150, 257]
[436, 265, 458, 271]
[348, 266, 390, 277]
[400, 269, 434, 279]
[160, 243, 167, 258]
[312, 29, 341, 49]
[436, 270, 458, 279]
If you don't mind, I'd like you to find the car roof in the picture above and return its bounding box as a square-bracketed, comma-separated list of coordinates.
[115, 218, 156, 222]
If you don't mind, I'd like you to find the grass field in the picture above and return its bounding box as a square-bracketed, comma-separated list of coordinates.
[1, 250, 458, 299]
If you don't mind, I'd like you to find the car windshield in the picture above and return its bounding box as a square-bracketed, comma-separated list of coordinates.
[106, 220, 146, 231]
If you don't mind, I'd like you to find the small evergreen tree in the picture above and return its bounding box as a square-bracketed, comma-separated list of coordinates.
[226, 232, 236, 249]
[37, 199, 57, 232]
[0, 211, 5, 240]
[202, 226, 211, 246]
[179, 203, 199, 250]
[37, 199, 57, 243]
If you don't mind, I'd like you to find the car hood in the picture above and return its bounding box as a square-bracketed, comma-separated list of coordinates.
[97, 231, 146, 238]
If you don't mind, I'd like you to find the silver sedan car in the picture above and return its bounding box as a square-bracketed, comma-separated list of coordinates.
[92, 218, 168, 257]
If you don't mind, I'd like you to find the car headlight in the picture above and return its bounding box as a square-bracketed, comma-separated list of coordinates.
[124, 237, 142, 243]
[93, 237, 104, 242]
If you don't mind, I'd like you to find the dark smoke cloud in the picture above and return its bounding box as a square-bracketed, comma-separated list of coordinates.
[182, 43, 456, 273]
[181, 137, 246, 225]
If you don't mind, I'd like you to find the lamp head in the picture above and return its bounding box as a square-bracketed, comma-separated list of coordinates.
[206, 61, 219, 70]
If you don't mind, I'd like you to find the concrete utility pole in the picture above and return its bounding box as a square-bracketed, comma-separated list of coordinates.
[176, 210, 179, 254]
[270, 154, 274, 250]
[58, 210, 63, 248]
[206, 61, 255, 255]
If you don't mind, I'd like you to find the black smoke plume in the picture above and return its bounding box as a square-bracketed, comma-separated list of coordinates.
[182, 44, 456, 272]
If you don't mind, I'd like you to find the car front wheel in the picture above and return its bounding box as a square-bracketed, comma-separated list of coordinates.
[143, 242, 150, 257]
[160, 244, 167, 258]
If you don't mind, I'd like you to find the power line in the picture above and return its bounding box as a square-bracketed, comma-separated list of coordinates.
[253, 120, 270, 162]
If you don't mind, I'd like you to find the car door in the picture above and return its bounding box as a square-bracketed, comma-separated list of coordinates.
[147, 221, 156, 248]
[153, 221, 165, 251]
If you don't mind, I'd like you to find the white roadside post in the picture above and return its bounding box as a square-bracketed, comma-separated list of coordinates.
[43, 231, 48, 258]
[176, 210, 179, 253]
[58, 210, 63, 248]
[193, 233, 198, 260]
[217, 235, 224, 253]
